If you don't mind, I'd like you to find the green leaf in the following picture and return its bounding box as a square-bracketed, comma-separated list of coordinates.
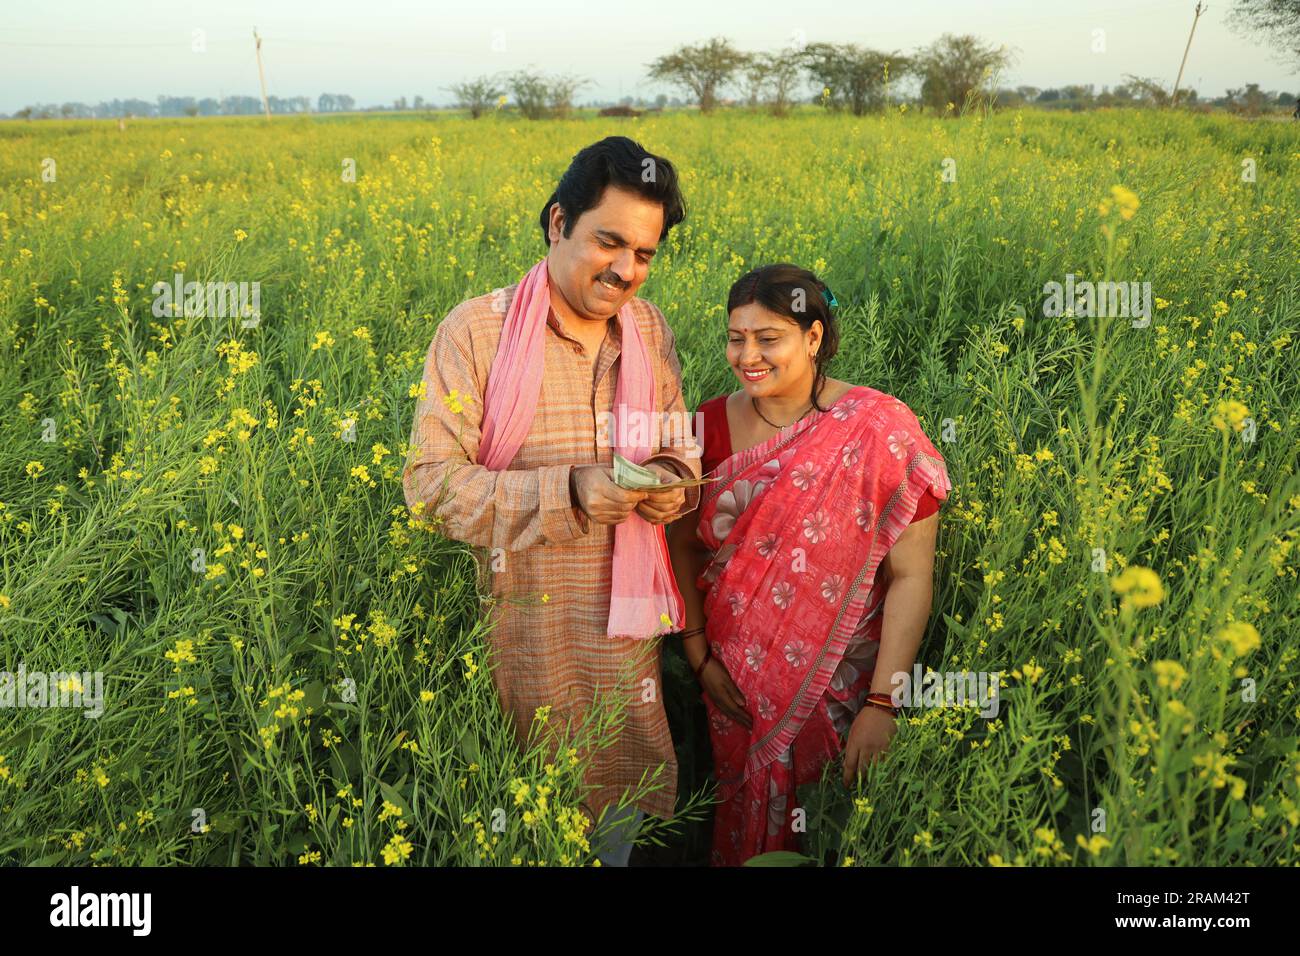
[743, 850, 818, 866]
[213, 813, 244, 835]
[379, 779, 413, 819]
[458, 725, 481, 765]
[300, 680, 326, 712]
[242, 751, 267, 775]
[330, 741, 362, 777]
[90, 610, 128, 638]
[0, 723, 47, 749]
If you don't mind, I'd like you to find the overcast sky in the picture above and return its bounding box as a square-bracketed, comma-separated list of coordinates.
[2, 0, 1295, 112]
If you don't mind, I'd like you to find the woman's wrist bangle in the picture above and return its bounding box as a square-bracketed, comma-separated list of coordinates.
[864, 695, 899, 718]
[692, 644, 713, 680]
[679, 626, 706, 640]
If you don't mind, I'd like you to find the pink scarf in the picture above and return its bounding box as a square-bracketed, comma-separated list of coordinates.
[476, 257, 684, 640]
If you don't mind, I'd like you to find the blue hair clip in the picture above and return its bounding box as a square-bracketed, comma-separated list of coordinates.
[821, 286, 838, 309]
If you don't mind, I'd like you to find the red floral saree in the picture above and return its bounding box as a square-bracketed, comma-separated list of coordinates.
[693, 386, 951, 866]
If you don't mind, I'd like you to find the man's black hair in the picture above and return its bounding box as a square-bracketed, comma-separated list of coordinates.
[538, 136, 686, 246]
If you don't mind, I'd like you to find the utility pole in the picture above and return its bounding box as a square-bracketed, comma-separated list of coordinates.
[253, 27, 272, 119]
[1171, 2, 1205, 108]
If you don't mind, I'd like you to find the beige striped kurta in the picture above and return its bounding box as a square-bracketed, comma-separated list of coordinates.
[402, 282, 702, 823]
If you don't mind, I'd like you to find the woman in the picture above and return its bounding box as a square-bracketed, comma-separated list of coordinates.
[666, 264, 951, 866]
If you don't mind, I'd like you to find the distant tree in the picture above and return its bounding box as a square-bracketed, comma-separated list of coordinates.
[1016, 85, 1041, 102]
[547, 74, 588, 119]
[449, 75, 504, 118]
[801, 42, 905, 115]
[739, 54, 768, 108]
[17, 107, 32, 121]
[1095, 84, 1128, 106]
[646, 36, 749, 113]
[732, 51, 803, 115]
[1118, 74, 1172, 107]
[1225, 82, 1269, 114]
[508, 69, 550, 119]
[220, 95, 248, 115]
[913, 34, 1014, 114]
[156, 95, 185, 116]
[1229, 0, 1300, 70]
[765, 51, 803, 116]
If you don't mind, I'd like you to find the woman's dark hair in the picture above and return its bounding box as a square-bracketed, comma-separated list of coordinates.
[726, 263, 840, 413]
[538, 136, 686, 246]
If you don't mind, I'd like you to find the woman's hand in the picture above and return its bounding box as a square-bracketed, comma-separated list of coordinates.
[842, 706, 897, 786]
[699, 658, 752, 731]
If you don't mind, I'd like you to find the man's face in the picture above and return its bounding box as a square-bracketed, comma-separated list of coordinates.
[546, 185, 664, 324]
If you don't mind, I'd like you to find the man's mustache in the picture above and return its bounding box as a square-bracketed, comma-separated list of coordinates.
[595, 272, 628, 289]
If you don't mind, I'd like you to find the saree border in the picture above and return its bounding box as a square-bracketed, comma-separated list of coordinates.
[744, 449, 946, 772]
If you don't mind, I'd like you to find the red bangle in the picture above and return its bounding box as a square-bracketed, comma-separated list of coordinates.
[692, 644, 713, 680]
[864, 694, 899, 717]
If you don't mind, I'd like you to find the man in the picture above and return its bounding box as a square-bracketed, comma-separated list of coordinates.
[402, 136, 701, 865]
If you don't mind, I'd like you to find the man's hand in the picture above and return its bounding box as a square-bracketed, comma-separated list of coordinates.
[634, 463, 687, 525]
[571, 465, 648, 525]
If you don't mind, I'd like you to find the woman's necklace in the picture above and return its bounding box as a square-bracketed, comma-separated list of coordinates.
[752, 395, 813, 430]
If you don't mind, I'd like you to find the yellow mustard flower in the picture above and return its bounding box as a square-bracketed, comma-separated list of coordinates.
[1111, 565, 1164, 609]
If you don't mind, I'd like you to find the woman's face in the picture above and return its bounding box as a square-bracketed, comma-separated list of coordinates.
[726, 302, 822, 399]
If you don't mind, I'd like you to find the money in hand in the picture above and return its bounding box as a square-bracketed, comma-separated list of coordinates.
[612, 453, 664, 489]
[612, 453, 722, 491]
